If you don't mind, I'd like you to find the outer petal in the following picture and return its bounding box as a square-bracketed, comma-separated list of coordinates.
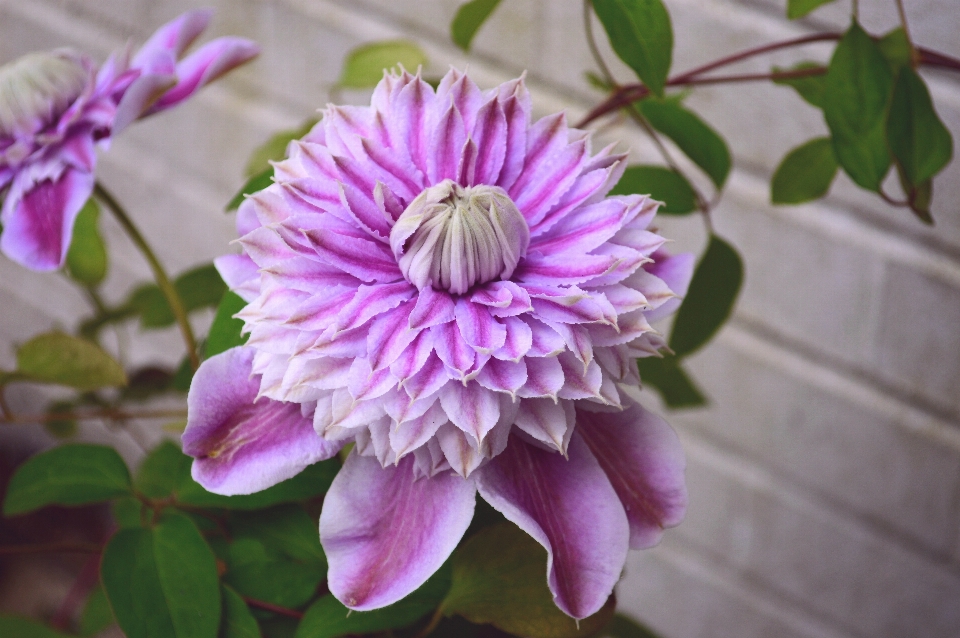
[182, 347, 341, 495]
[575, 400, 687, 549]
[1, 167, 93, 271]
[320, 452, 476, 610]
[475, 435, 629, 619]
[151, 37, 260, 112]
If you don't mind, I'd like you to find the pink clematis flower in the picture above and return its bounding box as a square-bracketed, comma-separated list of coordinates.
[0, 9, 259, 271]
[184, 68, 692, 620]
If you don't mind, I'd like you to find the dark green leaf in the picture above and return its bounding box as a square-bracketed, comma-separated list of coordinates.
[224, 538, 322, 609]
[177, 459, 339, 510]
[339, 40, 428, 88]
[902, 173, 934, 224]
[668, 235, 743, 358]
[0, 615, 73, 638]
[636, 99, 731, 188]
[230, 505, 326, 566]
[206, 291, 249, 358]
[112, 496, 145, 529]
[131, 264, 227, 328]
[823, 22, 894, 191]
[771, 137, 838, 204]
[171, 355, 194, 392]
[16, 332, 126, 390]
[227, 167, 274, 212]
[772, 62, 827, 108]
[877, 27, 913, 74]
[245, 120, 318, 178]
[451, 0, 503, 51]
[601, 613, 663, 638]
[786, 0, 836, 19]
[66, 198, 107, 285]
[102, 512, 221, 638]
[3, 444, 131, 515]
[295, 565, 451, 638]
[887, 67, 953, 186]
[592, 0, 673, 97]
[610, 165, 697, 214]
[221, 585, 262, 638]
[135, 441, 193, 499]
[636, 356, 706, 408]
[79, 585, 114, 637]
[441, 523, 615, 637]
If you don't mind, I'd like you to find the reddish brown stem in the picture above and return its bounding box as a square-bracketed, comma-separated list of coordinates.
[0, 542, 103, 555]
[243, 597, 305, 619]
[0, 407, 186, 425]
[51, 552, 101, 631]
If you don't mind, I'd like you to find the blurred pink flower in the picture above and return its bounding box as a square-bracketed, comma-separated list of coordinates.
[0, 9, 258, 270]
[186, 68, 691, 619]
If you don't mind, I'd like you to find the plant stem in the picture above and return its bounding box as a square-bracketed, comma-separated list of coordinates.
[93, 182, 199, 370]
[0, 542, 103, 555]
[0, 407, 186, 425]
[582, 0, 616, 86]
[243, 597, 304, 619]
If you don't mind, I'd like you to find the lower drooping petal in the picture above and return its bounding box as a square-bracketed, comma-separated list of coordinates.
[182, 347, 341, 495]
[0, 168, 93, 270]
[474, 434, 629, 619]
[575, 400, 687, 549]
[320, 452, 476, 610]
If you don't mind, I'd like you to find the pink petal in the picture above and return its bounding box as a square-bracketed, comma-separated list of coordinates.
[409, 286, 456, 330]
[439, 382, 501, 446]
[470, 281, 532, 317]
[514, 398, 575, 454]
[393, 74, 436, 176]
[493, 316, 533, 361]
[576, 400, 687, 549]
[389, 400, 448, 458]
[331, 282, 415, 334]
[215, 254, 260, 302]
[514, 252, 616, 286]
[436, 68, 483, 134]
[133, 9, 212, 66]
[390, 330, 435, 383]
[455, 300, 506, 355]
[303, 229, 402, 283]
[320, 452, 476, 610]
[366, 301, 420, 371]
[150, 37, 260, 112]
[426, 102, 467, 183]
[436, 423, 485, 477]
[643, 252, 695, 323]
[182, 347, 340, 495]
[433, 321, 476, 380]
[531, 165, 621, 237]
[469, 97, 507, 186]
[517, 355, 564, 399]
[531, 199, 629, 255]
[476, 358, 527, 398]
[475, 435, 629, 619]
[495, 78, 531, 190]
[524, 318, 567, 357]
[403, 354, 450, 401]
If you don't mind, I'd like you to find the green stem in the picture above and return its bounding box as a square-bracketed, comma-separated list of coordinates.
[93, 182, 199, 370]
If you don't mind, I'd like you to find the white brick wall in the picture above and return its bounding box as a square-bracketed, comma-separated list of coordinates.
[2, 1, 959, 636]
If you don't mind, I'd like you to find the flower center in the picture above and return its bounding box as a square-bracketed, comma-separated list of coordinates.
[0, 51, 87, 137]
[390, 180, 530, 294]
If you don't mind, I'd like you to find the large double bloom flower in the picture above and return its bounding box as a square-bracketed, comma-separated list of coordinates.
[185, 68, 692, 619]
[0, 10, 259, 270]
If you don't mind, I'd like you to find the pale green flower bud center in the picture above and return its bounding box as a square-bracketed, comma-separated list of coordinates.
[0, 51, 87, 136]
[390, 180, 530, 295]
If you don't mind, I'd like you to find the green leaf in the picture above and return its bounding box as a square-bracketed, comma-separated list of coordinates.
[636, 356, 706, 408]
[223, 538, 322, 609]
[102, 512, 221, 638]
[3, 444, 131, 515]
[131, 264, 227, 328]
[0, 615, 73, 638]
[230, 505, 326, 566]
[636, 99, 731, 188]
[206, 291, 249, 358]
[171, 355, 194, 392]
[771, 137, 839, 204]
[79, 585, 114, 637]
[245, 120, 318, 178]
[177, 458, 340, 510]
[441, 522, 615, 637]
[295, 565, 451, 638]
[339, 40, 428, 88]
[898, 168, 934, 224]
[592, 0, 673, 97]
[66, 198, 107, 285]
[786, 0, 836, 19]
[111, 496, 145, 529]
[221, 585, 262, 638]
[609, 165, 697, 214]
[451, 0, 503, 51]
[135, 441, 193, 499]
[601, 613, 663, 638]
[16, 332, 126, 390]
[668, 235, 743, 358]
[44, 399, 78, 439]
[227, 167, 274, 212]
[887, 66, 953, 186]
[877, 27, 913, 74]
[772, 62, 827, 108]
[823, 22, 894, 191]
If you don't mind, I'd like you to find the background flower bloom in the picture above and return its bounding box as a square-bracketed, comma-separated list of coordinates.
[188, 68, 691, 619]
[0, 9, 259, 271]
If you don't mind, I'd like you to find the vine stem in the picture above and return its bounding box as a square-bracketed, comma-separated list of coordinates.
[93, 182, 199, 370]
[0, 542, 103, 555]
[0, 407, 186, 425]
[243, 597, 304, 619]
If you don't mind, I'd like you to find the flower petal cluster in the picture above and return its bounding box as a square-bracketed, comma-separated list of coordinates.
[187, 68, 691, 619]
[0, 9, 259, 271]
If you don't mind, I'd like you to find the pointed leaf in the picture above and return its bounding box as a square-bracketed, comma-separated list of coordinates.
[223, 538, 323, 609]
[3, 444, 132, 515]
[609, 165, 696, 214]
[220, 585, 262, 638]
[230, 504, 326, 566]
[227, 167, 273, 211]
[772, 62, 827, 108]
[441, 522, 615, 637]
[668, 234, 742, 357]
[771, 137, 838, 204]
[130, 264, 228, 328]
[786, 0, 837, 19]
[451, 0, 503, 51]
[887, 67, 953, 186]
[877, 27, 913, 75]
[823, 22, 894, 191]
[339, 40, 428, 88]
[636, 356, 706, 408]
[206, 291, 249, 358]
[592, 0, 673, 97]
[244, 119, 318, 178]
[135, 441, 192, 499]
[66, 198, 107, 285]
[0, 615, 73, 638]
[16, 332, 126, 390]
[636, 99, 731, 188]
[79, 585, 114, 637]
